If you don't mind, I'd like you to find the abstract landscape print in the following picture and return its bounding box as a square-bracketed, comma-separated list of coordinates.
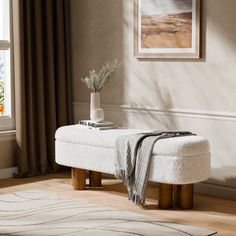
[134, 0, 200, 58]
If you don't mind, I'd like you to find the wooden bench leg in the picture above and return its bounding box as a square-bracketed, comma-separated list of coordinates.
[176, 184, 193, 209]
[159, 183, 173, 209]
[89, 171, 102, 187]
[71, 168, 86, 190]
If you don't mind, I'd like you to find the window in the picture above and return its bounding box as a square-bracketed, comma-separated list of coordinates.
[0, 0, 14, 131]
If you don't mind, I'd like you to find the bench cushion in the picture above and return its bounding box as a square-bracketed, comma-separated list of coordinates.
[56, 125, 209, 156]
[55, 125, 210, 184]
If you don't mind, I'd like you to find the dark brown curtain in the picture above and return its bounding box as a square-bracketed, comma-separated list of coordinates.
[16, 0, 72, 176]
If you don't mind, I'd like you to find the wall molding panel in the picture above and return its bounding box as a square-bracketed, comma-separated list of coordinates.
[73, 102, 236, 122]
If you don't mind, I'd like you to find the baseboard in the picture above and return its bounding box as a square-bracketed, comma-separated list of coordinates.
[0, 167, 18, 179]
[102, 173, 236, 201]
[194, 182, 236, 201]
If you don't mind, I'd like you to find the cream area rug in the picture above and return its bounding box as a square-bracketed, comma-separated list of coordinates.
[0, 190, 216, 236]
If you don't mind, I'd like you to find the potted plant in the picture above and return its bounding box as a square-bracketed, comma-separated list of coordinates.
[81, 59, 120, 122]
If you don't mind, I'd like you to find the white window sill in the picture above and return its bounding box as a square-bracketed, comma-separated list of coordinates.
[0, 116, 15, 132]
[0, 129, 16, 141]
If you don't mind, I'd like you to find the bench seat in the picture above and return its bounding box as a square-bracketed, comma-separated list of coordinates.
[55, 125, 211, 209]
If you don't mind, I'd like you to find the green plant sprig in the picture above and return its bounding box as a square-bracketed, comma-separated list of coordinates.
[81, 59, 120, 92]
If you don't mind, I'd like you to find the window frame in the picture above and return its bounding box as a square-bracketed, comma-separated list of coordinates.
[0, 0, 15, 132]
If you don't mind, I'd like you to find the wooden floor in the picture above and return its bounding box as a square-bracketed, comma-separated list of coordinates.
[0, 172, 235, 235]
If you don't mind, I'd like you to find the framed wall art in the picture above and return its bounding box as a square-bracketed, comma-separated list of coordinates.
[134, 0, 201, 59]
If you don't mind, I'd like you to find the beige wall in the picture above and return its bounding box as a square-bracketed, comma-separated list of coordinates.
[70, 0, 236, 195]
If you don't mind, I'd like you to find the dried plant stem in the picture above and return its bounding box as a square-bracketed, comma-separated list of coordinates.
[81, 59, 120, 92]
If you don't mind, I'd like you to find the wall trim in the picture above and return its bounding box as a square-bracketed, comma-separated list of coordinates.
[73, 102, 236, 122]
[0, 167, 18, 179]
[195, 182, 236, 201]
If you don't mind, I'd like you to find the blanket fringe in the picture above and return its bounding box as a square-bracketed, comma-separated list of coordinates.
[115, 169, 145, 205]
[129, 193, 145, 206]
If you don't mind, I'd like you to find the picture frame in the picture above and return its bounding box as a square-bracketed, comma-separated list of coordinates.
[134, 0, 201, 59]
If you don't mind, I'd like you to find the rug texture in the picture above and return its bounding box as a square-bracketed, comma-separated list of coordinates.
[0, 190, 216, 236]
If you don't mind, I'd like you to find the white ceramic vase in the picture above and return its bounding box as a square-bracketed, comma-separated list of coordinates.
[90, 92, 104, 122]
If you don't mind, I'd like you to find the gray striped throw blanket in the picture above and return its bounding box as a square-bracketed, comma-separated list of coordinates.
[114, 131, 194, 205]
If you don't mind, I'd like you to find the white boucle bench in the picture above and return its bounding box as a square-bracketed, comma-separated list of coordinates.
[55, 125, 210, 209]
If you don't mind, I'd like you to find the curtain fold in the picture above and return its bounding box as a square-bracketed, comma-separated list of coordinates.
[16, 0, 72, 176]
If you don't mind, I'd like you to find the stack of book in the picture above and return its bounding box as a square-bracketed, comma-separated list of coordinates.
[78, 120, 117, 130]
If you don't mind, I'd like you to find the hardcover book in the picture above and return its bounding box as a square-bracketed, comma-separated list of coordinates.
[78, 120, 114, 127]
